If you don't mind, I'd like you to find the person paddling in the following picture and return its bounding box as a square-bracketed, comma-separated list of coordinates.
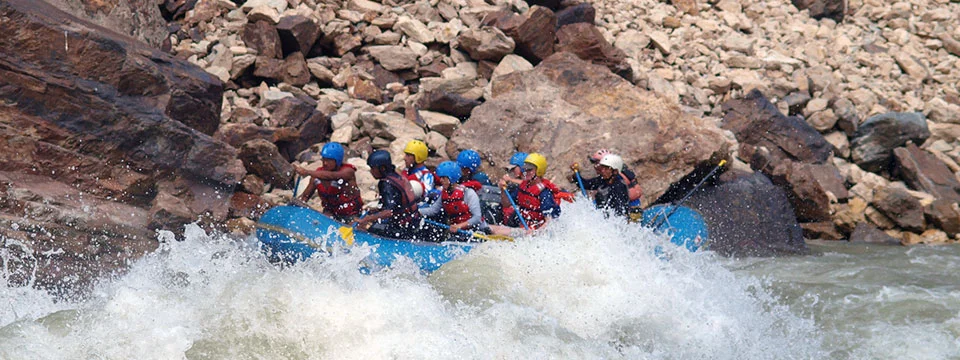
[355, 150, 427, 240]
[589, 149, 643, 213]
[402, 140, 437, 204]
[419, 161, 490, 241]
[572, 153, 630, 217]
[502, 153, 560, 230]
[293, 142, 363, 223]
[456, 149, 492, 191]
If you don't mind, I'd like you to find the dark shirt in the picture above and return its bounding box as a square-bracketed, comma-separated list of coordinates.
[583, 175, 630, 217]
[371, 174, 425, 240]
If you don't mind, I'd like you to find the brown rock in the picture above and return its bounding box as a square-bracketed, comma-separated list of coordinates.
[332, 31, 363, 56]
[872, 186, 925, 232]
[940, 35, 960, 57]
[505, 6, 557, 64]
[458, 27, 516, 62]
[51, 0, 169, 46]
[238, 139, 295, 188]
[760, 160, 848, 222]
[417, 90, 482, 119]
[925, 199, 960, 237]
[671, 0, 699, 15]
[229, 192, 271, 219]
[281, 52, 311, 86]
[254, 56, 284, 79]
[849, 222, 900, 244]
[556, 23, 631, 79]
[450, 52, 730, 206]
[243, 20, 283, 59]
[893, 143, 960, 204]
[240, 174, 266, 195]
[801, 221, 844, 240]
[555, 3, 596, 28]
[276, 14, 321, 57]
[214, 123, 300, 150]
[790, 0, 846, 22]
[722, 90, 833, 165]
[348, 76, 383, 104]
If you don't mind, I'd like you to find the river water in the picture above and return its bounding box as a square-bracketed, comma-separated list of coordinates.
[1, 201, 958, 359]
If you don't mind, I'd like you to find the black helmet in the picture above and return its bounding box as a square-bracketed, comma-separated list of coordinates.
[367, 150, 392, 168]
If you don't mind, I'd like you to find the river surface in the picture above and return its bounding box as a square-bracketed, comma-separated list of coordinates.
[1, 201, 958, 359]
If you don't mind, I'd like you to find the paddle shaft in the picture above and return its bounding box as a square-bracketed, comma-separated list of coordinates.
[574, 170, 588, 196]
[423, 219, 501, 242]
[650, 160, 727, 230]
[502, 185, 530, 230]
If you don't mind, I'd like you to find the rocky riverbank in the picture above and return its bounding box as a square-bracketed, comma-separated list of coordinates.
[2, 0, 960, 290]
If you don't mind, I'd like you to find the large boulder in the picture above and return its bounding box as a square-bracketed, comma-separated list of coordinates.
[47, 0, 169, 47]
[722, 90, 845, 221]
[850, 112, 930, 173]
[685, 171, 809, 257]
[791, 0, 846, 22]
[893, 143, 960, 204]
[0, 0, 244, 290]
[449, 52, 730, 206]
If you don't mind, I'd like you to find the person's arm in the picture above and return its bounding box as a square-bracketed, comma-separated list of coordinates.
[294, 164, 356, 181]
[582, 176, 603, 191]
[298, 180, 317, 202]
[419, 194, 442, 217]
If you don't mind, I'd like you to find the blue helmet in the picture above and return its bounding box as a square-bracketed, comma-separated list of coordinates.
[367, 149, 392, 168]
[457, 149, 482, 172]
[436, 161, 462, 183]
[509, 152, 528, 168]
[321, 142, 345, 167]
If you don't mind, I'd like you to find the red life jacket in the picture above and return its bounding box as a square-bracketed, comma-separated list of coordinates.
[461, 179, 483, 192]
[516, 180, 549, 229]
[315, 164, 363, 217]
[441, 185, 472, 225]
[382, 172, 421, 225]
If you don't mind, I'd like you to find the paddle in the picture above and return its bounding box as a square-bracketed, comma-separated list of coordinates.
[501, 184, 530, 230]
[573, 167, 588, 197]
[648, 160, 727, 231]
[424, 219, 514, 242]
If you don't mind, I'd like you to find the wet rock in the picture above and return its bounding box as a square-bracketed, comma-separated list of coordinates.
[801, 221, 844, 240]
[850, 112, 930, 173]
[925, 199, 960, 237]
[451, 52, 730, 205]
[685, 171, 808, 257]
[893, 143, 960, 204]
[849, 223, 900, 244]
[872, 186, 925, 232]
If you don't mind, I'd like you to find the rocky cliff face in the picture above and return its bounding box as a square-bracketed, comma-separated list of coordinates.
[0, 0, 244, 290]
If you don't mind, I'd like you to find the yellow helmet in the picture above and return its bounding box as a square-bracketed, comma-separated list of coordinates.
[524, 153, 547, 177]
[403, 140, 429, 163]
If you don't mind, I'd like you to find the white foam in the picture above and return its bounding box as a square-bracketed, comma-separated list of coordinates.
[0, 202, 827, 358]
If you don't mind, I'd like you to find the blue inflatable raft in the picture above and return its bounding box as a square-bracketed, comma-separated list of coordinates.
[640, 204, 709, 252]
[256, 203, 710, 272]
[256, 205, 475, 272]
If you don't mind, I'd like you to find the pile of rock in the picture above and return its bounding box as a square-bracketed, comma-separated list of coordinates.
[164, 0, 960, 246]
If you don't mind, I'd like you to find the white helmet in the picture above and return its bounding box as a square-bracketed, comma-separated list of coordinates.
[598, 154, 623, 171]
[409, 180, 425, 200]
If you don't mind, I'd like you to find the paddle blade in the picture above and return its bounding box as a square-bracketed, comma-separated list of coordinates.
[338, 226, 356, 246]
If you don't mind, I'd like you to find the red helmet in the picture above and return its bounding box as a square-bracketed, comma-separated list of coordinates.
[589, 149, 611, 163]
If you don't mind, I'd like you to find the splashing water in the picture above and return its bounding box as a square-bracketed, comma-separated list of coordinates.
[0, 201, 825, 359]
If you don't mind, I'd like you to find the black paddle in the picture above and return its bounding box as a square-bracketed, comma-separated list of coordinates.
[647, 160, 726, 231]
